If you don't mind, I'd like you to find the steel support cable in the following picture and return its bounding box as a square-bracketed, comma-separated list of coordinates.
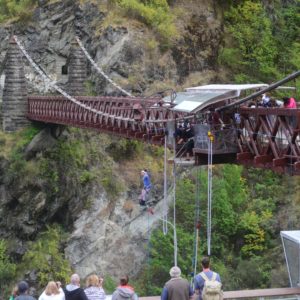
[207, 130, 213, 256]
[14, 35, 146, 131]
[173, 138, 178, 267]
[146, 205, 152, 295]
[75, 37, 132, 97]
[192, 166, 201, 287]
[14, 36, 115, 118]
[163, 134, 169, 235]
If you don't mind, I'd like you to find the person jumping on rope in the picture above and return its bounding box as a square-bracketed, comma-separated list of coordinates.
[139, 169, 152, 206]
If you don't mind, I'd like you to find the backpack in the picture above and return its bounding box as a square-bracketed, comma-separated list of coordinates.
[200, 272, 223, 300]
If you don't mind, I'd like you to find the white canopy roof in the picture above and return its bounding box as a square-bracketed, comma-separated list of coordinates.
[281, 231, 300, 244]
[169, 84, 273, 113]
[166, 83, 295, 114]
[186, 84, 268, 93]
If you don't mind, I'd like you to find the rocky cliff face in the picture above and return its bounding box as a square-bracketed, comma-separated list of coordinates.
[0, 0, 224, 280]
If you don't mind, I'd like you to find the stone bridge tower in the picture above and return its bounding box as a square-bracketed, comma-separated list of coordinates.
[2, 37, 28, 132]
[1, 37, 87, 132]
[68, 39, 87, 96]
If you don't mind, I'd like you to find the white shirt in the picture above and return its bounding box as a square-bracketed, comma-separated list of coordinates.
[39, 291, 65, 300]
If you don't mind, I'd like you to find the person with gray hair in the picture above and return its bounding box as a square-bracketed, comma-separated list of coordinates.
[63, 274, 88, 300]
[161, 266, 193, 300]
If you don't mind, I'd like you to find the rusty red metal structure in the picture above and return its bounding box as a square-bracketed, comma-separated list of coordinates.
[7, 34, 298, 175]
[27, 95, 186, 145]
[26, 94, 300, 175]
[181, 108, 300, 175]
[237, 107, 300, 174]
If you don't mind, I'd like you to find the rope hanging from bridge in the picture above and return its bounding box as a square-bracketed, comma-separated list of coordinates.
[76, 37, 133, 97]
[191, 166, 201, 287]
[207, 130, 213, 256]
[162, 134, 169, 235]
[173, 137, 178, 266]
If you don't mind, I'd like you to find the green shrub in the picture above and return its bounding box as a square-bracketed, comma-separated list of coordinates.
[19, 225, 72, 287]
[0, 240, 17, 297]
[219, 0, 299, 83]
[102, 276, 117, 294]
[106, 139, 142, 162]
[115, 0, 178, 47]
[220, 1, 278, 82]
[0, 0, 37, 23]
[5, 126, 41, 184]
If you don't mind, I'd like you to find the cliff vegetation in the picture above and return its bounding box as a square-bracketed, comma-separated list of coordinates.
[0, 0, 299, 298]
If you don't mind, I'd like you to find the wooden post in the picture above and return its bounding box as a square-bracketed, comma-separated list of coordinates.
[2, 37, 28, 132]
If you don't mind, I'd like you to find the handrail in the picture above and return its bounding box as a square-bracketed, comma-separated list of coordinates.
[138, 287, 300, 300]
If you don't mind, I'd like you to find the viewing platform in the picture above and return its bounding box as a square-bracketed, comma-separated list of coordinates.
[138, 287, 300, 300]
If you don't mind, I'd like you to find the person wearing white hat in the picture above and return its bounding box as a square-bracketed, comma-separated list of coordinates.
[161, 266, 193, 300]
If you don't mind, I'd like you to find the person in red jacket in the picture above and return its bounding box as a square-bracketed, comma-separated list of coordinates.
[111, 275, 138, 300]
[283, 97, 297, 108]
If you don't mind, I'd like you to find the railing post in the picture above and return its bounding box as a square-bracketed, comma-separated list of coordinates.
[67, 39, 87, 96]
[2, 36, 28, 132]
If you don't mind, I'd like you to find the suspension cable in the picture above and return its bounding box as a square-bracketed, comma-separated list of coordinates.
[207, 130, 213, 256]
[192, 166, 201, 286]
[173, 138, 178, 266]
[76, 37, 132, 97]
[163, 134, 168, 235]
[13, 35, 115, 118]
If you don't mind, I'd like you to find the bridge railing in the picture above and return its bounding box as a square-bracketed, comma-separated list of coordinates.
[138, 287, 300, 300]
[236, 107, 300, 174]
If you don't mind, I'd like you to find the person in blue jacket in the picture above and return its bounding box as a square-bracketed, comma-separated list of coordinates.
[139, 169, 152, 206]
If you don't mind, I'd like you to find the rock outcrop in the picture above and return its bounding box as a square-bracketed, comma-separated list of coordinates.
[0, 0, 224, 280]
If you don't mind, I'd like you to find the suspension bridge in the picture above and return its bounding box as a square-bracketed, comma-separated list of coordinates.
[1, 36, 300, 175]
[1, 35, 300, 298]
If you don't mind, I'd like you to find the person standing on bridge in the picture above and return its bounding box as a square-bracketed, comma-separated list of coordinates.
[139, 169, 152, 206]
[161, 266, 193, 300]
[283, 97, 297, 109]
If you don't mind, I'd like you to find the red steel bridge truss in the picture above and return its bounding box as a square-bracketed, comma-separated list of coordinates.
[27, 95, 300, 175]
[237, 107, 300, 174]
[27, 95, 184, 143]
[13, 35, 299, 175]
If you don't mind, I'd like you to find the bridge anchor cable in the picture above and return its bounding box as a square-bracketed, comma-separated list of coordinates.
[76, 37, 132, 97]
[13, 35, 122, 119]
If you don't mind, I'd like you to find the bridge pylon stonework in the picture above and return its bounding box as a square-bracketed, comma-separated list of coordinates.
[2, 37, 28, 132]
[67, 39, 87, 96]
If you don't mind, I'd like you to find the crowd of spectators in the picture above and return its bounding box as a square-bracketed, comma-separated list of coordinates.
[9, 257, 222, 300]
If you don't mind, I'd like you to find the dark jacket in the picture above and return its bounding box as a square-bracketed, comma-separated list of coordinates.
[63, 285, 88, 300]
[15, 295, 36, 300]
